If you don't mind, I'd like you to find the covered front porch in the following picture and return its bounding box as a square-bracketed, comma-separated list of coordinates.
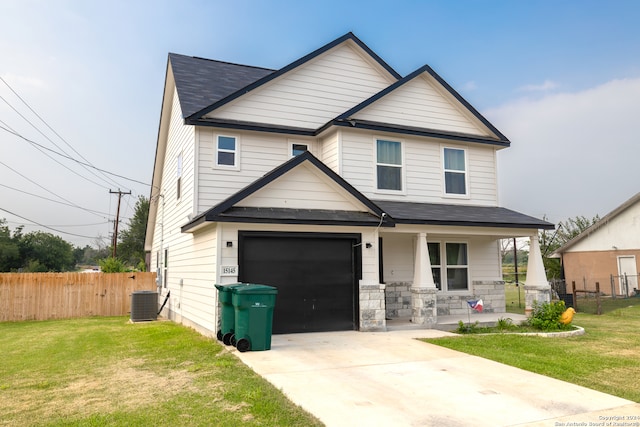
[358, 222, 553, 332]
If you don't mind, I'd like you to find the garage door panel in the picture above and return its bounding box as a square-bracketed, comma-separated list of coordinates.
[239, 233, 358, 334]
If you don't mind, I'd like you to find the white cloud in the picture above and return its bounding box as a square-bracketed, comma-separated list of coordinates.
[486, 77, 640, 225]
[517, 79, 559, 92]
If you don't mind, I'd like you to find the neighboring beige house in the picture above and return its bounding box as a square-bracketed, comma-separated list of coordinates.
[554, 192, 640, 297]
[144, 33, 553, 337]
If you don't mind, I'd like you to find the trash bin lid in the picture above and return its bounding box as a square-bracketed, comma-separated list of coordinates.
[215, 283, 243, 291]
[233, 284, 278, 295]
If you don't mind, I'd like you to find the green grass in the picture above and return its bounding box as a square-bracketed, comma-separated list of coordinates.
[423, 305, 640, 402]
[0, 317, 323, 427]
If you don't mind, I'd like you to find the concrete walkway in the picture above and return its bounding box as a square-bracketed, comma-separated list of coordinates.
[232, 329, 639, 427]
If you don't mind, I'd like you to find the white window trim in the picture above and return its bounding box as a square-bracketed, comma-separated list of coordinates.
[214, 134, 240, 170]
[429, 240, 470, 292]
[176, 152, 183, 201]
[442, 146, 469, 199]
[289, 141, 309, 158]
[374, 137, 406, 195]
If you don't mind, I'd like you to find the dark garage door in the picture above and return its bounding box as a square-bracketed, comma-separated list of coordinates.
[238, 232, 359, 334]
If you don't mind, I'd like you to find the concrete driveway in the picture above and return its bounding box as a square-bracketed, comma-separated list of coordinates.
[232, 329, 639, 427]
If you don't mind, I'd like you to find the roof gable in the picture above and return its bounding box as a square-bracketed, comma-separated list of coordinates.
[556, 192, 640, 253]
[189, 33, 400, 129]
[236, 162, 370, 211]
[337, 65, 509, 144]
[182, 151, 389, 231]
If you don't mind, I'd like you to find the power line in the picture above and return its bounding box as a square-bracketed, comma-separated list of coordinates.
[0, 159, 106, 218]
[0, 207, 99, 239]
[0, 182, 111, 216]
[0, 125, 151, 187]
[0, 76, 124, 189]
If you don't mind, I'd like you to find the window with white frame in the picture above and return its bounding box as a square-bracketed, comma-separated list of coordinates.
[428, 241, 469, 291]
[445, 242, 468, 290]
[216, 135, 237, 167]
[376, 139, 402, 191]
[428, 242, 441, 290]
[443, 147, 467, 195]
[291, 143, 308, 157]
[176, 153, 182, 200]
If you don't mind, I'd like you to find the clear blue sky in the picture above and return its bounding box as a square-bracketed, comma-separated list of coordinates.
[1, 0, 639, 246]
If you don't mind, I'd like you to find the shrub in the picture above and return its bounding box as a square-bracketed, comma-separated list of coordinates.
[98, 257, 127, 273]
[528, 300, 571, 331]
[496, 317, 514, 331]
[456, 320, 480, 334]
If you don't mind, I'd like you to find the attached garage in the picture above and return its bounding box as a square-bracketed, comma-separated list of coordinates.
[238, 231, 361, 334]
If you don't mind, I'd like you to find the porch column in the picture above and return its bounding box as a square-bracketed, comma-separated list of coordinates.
[524, 233, 551, 316]
[411, 232, 437, 327]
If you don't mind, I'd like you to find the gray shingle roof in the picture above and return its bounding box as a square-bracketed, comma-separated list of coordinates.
[168, 53, 274, 118]
[374, 200, 554, 229]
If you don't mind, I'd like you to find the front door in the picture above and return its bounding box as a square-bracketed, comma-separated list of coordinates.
[617, 255, 638, 296]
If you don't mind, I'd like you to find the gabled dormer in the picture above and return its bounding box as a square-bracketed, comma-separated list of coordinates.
[186, 32, 401, 133]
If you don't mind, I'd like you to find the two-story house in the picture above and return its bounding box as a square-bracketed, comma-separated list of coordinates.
[145, 33, 553, 337]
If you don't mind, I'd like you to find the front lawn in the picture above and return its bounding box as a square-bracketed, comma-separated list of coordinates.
[423, 305, 640, 402]
[0, 317, 322, 427]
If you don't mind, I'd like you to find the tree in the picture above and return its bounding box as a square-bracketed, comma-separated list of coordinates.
[0, 219, 21, 272]
[539, 214, 600, 279]
[19, 231, 75, 272]
[117, 196, 149, 270]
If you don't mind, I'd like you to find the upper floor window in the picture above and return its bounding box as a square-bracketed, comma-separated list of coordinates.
[216, 135, 237, 167]
[291, 143, 308, 157]
[443, 147, 467, 195]
[376, 139, 402, 191]
[176, 153, 182, 200]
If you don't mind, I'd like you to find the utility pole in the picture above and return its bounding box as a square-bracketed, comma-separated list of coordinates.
[110, 189, 131, 258]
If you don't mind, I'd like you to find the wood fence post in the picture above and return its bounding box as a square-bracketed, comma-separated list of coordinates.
[596, 282, 601, 315]
[572, 281, 578, 312]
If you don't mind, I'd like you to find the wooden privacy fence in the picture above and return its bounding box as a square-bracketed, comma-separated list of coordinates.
[0, 272, 157, 321]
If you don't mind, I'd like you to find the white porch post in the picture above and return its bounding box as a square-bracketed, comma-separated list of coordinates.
[411, 232, 437, 327]
[524, 234, 551, 315]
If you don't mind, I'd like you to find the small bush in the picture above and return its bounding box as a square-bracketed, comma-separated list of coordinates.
[456, 320, 480, 334]
[496, 317, 515, 331]
[98, 257, 126, 273]
[528, 301, 571, 331]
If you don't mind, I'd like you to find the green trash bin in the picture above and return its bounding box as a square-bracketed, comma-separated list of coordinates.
[231, 284, 278, 352]
[215, 283, 246, 345]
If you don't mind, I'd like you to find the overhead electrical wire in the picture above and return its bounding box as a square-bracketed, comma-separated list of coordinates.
[0, 125, 150, 187]
[0, 182, 111, 216]
[0, 76, 125, 189]
[0, 159, 106, 218]
[0, 207, 99, 239]
[0, 77, 150, 242]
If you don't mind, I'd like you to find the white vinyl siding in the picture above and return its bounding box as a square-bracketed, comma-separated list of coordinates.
[197, 128, 320, 213]
[352, 74, 490, 137]
[340, 130, 498, 206]
[204, 43, 394, 129]
[320, 131, 340, 174]
[235, 163, 368, 211]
